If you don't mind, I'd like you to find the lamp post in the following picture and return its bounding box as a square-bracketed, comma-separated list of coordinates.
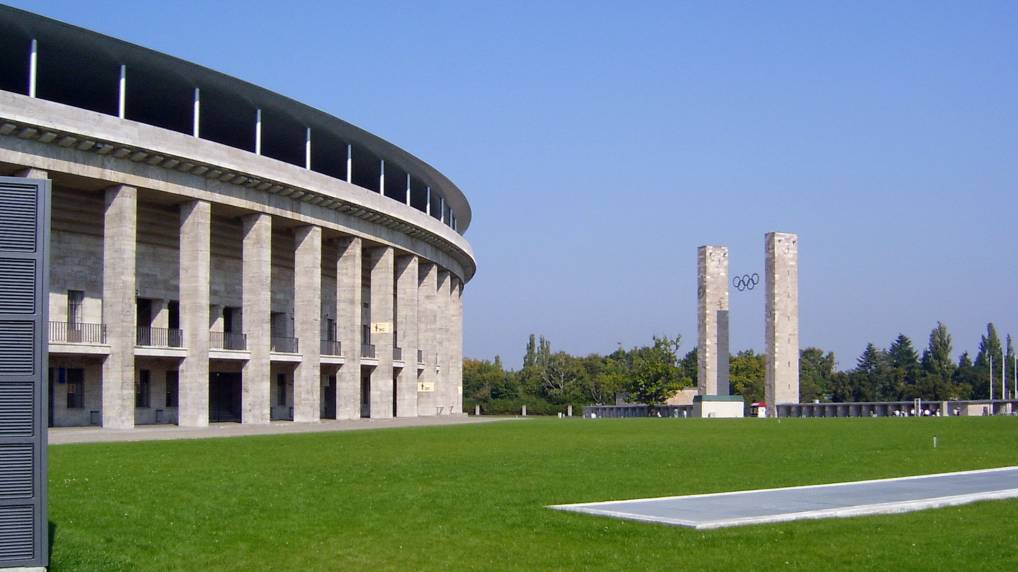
[989, 355, 994, 402]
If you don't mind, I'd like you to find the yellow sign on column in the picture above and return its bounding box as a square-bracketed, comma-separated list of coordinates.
[371, 322, 392, 333]
[418, 382, 435, 393]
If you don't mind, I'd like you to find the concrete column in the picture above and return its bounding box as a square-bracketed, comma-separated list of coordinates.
[293, 225, 322, 422]
[435, 270, 451, 415]
[305, 128, 312, 170]
[697, 245, 730, 396]
[336, 237, 361, 419]
[29, 38, 37, 98]
[765, 232, 799, 414]
[346, 144, 352, 183]
[255, 109, 262, 155]
[178, 200, 211, 427]
[241, 213, 271, 424]
[118, 64, 126, 119]
[101, 185, 137, 429]
[395, 255, 419, 417]
[450, 277, 464, 414]
[417, 263, 438, 416]
[192, 88, 200, 137]
[368, 246, 394, 418]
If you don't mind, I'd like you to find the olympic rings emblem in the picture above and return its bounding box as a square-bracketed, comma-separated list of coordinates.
[732, 273, 760, 292]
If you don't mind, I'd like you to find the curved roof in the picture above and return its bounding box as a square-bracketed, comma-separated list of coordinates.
[0, 4, 472, 232]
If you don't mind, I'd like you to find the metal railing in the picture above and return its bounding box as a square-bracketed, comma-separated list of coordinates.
[137, 326, 182, 347]
[361, 344, 376, 358]
[321, 339, 342, 356]
[210, 331, 247, 351]
[49, 321, 107, 344]
[417, 349, 424, 364]
[393, 346, 403, 361]
[271, 336, 299, 353]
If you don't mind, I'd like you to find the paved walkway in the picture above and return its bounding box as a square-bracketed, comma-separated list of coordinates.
[550, 466, 1018, 529]
[49, 415, 522, 445]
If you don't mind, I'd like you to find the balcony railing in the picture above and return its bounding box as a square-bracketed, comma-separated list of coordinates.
[417, 349, 424, 364]
[211, 331, 247, 351]
[321, 339, 342, 356]
[137, 326, 182, 347]
[361, 344, 376, 359]
[393, 346, 403, 361]
[271, 336, 299, 353]
[49, 321, 106, 344]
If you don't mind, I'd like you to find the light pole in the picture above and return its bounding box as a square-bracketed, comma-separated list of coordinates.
[989, 355, 994, 401]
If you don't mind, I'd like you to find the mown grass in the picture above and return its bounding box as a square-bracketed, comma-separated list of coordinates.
[48, 417, 1018, 570]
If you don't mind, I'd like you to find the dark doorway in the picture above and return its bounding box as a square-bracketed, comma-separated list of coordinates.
[360, 373, 371, 418]
[323, 375, 337, 419]
[392, 375, 398, 418]
[209, 372, 242, 422]
[168, 301, 180, 330]
[136, 298, 153, 345]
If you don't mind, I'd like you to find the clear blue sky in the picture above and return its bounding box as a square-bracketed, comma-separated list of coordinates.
[12, 0, 1016, 369]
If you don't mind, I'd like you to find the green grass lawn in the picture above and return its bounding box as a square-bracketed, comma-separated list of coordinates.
[48, 417, 1018, 570]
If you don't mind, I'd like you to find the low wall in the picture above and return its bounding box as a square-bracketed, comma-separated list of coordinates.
[775, 399, 1018, 418]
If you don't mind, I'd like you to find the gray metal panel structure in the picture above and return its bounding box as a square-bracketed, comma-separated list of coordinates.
[0, 176, 49, 568]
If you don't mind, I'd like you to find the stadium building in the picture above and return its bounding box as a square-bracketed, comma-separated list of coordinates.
[0, 5, 476, 428]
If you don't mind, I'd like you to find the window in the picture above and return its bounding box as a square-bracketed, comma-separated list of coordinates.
[271, 312, 287, 338]
[166, 371, 179, 408]
[66, 368, 84, 409]
[67, 290, 84, 325]
[325, 318, 335, 341]
[223, 307, 234, 334]
[276, 373, 286, 406]
[136, 369, 151, 408]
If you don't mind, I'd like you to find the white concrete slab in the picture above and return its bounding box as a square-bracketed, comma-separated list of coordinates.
[549, 466, 1018, 529]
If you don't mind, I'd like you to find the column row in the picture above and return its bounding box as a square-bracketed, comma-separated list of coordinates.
[36, 173, 463, 428]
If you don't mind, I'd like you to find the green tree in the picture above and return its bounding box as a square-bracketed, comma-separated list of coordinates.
[799, 347, 835, 402]
[851, 343, 884, 402]
[519, 334, 553, 396]
[973, 323, 1003, 399]
[918, 322, 956, 400]
[623, 335, 686, 407]
[537, 351, 587, 404]
[678, 347, 698, 388]
[584, 354, 624, 405]
[829, 370, 854, 403]
[951, 352, 976, 400]
[886, 334, 919, 399]
[462, 357, 509, 408]
[730, 350, 765, 403]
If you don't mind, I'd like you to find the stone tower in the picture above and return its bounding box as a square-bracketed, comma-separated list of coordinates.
[765, 232, 799, 411]
[697, 245, 730, 396]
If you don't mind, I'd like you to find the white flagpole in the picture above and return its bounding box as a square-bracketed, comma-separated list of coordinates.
[989, 355, 994, 401]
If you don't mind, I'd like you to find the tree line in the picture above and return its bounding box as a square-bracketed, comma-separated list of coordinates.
[463, 322, 1014, 414]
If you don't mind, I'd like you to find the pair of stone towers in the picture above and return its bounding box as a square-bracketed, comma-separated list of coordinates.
[697, 232, 799, 410]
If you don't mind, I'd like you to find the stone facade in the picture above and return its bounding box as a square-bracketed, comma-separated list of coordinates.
[0, 74, 471, 431]
[697, 245, 730, 396]
[765, 232, 799, 410]
[29, 182, 469, 428]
